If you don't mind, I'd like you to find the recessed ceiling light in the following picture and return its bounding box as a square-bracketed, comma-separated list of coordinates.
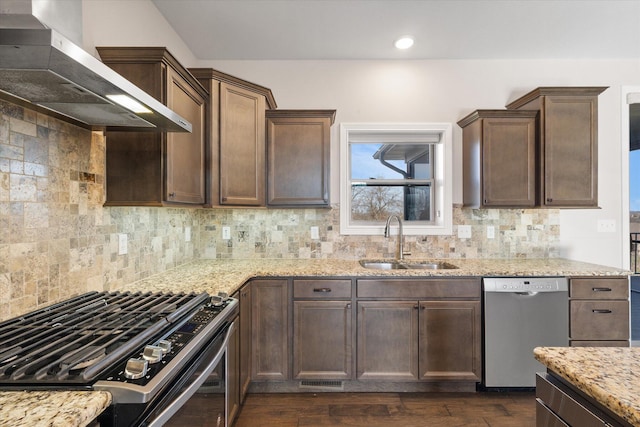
[394, 36, 414, 50]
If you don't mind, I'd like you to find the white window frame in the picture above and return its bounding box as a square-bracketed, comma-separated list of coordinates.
[339, 122, 453, 236]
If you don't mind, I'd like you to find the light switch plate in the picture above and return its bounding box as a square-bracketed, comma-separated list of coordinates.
[118, 233, 128, 255]
[597, 219, 616, 233]
[185, 226, 191, 242]
[222, 226, 231, 240]
[310, 226, 320, 239]
[458, 225, 472, 239]
[487, 225, 495, 239]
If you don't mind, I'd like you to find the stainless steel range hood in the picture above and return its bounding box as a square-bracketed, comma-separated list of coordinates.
[0, 0, 192, 132]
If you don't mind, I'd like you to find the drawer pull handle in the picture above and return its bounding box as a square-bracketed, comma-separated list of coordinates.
[313, 288, 332, 293]
[592, 309, 613, 314]
[592, 287, 612, 292]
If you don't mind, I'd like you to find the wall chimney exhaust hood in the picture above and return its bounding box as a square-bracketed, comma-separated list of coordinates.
[0, 0, 192, 132]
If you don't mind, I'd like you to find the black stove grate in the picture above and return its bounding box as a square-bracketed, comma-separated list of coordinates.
[0, 291, 208, 386]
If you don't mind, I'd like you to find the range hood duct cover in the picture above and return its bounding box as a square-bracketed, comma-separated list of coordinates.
[0, 0, 192, 132]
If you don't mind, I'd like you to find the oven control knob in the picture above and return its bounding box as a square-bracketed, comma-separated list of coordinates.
[124, 358, 148, 380]
[143, 345, 164, 364]
[157, 340, 172, 354]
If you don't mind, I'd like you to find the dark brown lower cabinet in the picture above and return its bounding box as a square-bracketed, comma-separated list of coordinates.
[238, 284, 251, 403]
[293, 300, 352, 380]
[356, 299, 481, 382]
[357, 301, 418, 380]
[419, 301, 481, 381]
[250, 279, 289, 381]
[569, 277, 629, 346]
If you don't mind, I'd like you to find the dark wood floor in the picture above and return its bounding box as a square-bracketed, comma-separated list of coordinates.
[234, 391, 536, 427]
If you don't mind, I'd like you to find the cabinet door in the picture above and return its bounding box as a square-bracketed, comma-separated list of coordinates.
[219, 83, 266, 206]
[482, 117, 536, 207]
[239, 285, 251, 402]
[419, 301, 481, 381]
[356, 301, 418, 381]
[166, 67, 206, 204]
[293, 301, 352, 380]
[543, 95, 598, 207]
[251, 280, 289, 381]
[266, 113, 332, 206]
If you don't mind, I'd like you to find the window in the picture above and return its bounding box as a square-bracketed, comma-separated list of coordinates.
[340, 123, 452, 235]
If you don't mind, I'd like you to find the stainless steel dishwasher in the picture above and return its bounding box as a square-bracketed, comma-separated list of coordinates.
[483, 277, 568, 389]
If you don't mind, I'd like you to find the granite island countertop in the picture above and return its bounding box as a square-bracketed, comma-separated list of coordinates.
[0, 257, 629, 426]
[534, 346, 640, 426]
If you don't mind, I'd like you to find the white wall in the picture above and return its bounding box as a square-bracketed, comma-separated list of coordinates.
[81, 0, 640, 269]
[82, 0, 197, 65]
[203, 59, 638, 268]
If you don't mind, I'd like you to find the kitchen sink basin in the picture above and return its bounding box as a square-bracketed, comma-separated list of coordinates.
[359, 260, 405, 270]
[358, 260, 458, 270]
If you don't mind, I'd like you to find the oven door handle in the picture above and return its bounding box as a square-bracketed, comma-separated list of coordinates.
[147, 320, 236, 427]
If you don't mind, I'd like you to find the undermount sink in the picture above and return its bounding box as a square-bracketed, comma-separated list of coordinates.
[358, 259, 458, 270]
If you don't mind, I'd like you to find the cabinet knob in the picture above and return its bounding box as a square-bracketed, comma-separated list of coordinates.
[546, 198, 553, 202]
[168, 192, 175, 198]
[221, 197, 228, 202]
[346, 303, 351, 309]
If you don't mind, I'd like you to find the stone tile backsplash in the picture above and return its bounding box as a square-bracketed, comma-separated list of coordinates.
[198, 205, 559, 260]
[0, 99, 559, 319]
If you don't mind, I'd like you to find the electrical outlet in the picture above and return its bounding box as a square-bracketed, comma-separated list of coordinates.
[487, 225, 495, 239]
[222, 226, 231, 240]
[597, 219, 616, 233]
[458, 225, 472, 239]
[118, 233, 128, 255]
[310, 226, 319, 239]
[185, 226, 191, 242]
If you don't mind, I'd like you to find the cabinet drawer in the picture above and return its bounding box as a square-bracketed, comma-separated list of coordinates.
[536, 373, 623, 427]
[536, 400, 569, 427]
[294, 279, 352, 299]
[570, 300, 629, 340]
[570, 278, 628, 299]
[357, 278, 481, 299]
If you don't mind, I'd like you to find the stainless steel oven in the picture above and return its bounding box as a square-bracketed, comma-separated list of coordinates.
[140, 320, 235, 427]
[0, 291, 238, 427]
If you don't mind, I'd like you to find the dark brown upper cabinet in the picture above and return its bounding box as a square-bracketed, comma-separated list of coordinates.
[97, 47, 207, 206]
[190, 68, 277, 207]
[266, 110, 336, 207]
[507, 87, 608, 208]
[458, 109, 538, 208]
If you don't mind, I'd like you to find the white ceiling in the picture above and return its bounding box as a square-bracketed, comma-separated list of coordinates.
[151, 0, 640, 60]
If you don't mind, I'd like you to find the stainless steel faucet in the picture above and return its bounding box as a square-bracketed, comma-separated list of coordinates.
[384, 214, 406, 260]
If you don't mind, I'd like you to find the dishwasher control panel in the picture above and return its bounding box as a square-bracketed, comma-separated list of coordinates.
[483, 277, 568, 292]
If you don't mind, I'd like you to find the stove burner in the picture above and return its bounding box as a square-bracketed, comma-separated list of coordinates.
[0, 291, 208, 387]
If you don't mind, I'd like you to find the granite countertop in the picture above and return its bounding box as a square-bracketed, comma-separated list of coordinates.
[118, 257, 630, 296]
[0, 391, 111, 427]
[0, 258, 629, 426]
[534, 347, 640, 426]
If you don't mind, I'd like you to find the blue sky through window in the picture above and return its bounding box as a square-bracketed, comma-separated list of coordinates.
[350, 144, 405, 179]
